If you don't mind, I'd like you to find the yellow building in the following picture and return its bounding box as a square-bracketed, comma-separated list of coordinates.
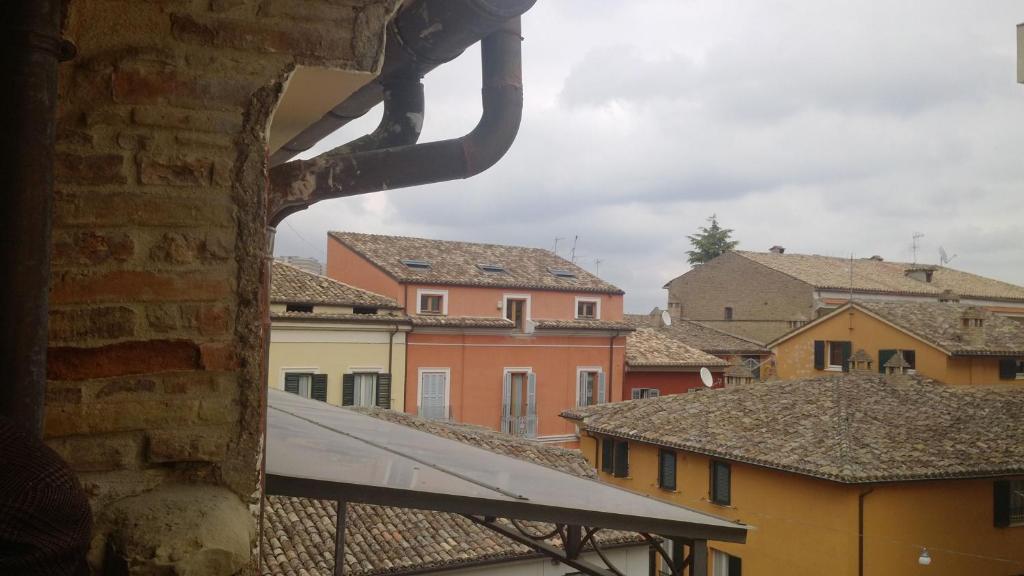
[562, 374, 1024, 576]
[768, 301, 1024, 385]
[269, 261, 410, 409]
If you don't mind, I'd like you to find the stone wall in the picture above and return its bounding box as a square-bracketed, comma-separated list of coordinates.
[665, 252, 815, 343]
[47, 0, 395, 572]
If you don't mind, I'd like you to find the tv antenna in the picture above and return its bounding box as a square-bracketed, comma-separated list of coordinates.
[552, 237, 565, 255]
[911, 232, 925, 264]
[594, 258, 603, 276]
[939, 246, 957, 265]
[570, 235, 579, 264]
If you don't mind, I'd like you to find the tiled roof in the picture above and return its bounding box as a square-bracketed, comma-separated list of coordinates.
[534, 319, 634, 331]
[627, 327, 729, 368]
[855, 301, 1024, 356]
[409, 315, 515, 328]
[262, 409, 640, 576]
[563, 374, 1024, 483]
[733, 251, 1024, 301]
[271, 260, 401, 309]
[329, 232, 623, 294]
[623, 314, 767, 354]
[271, 311, 409, 323]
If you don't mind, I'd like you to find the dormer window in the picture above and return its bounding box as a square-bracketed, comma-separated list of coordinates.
[353, 307, 377, 315]
[477, 263, 506, 273]
[549, 267, 577, 279]
[401, 259, 431, 270]
[286, 303, 314, 313]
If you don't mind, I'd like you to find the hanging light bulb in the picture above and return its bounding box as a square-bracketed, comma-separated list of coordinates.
[918, 548, 932, 566]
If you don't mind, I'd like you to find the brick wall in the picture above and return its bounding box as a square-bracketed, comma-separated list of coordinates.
[48, 0, 395, 571]
[666, 252, 815, 343]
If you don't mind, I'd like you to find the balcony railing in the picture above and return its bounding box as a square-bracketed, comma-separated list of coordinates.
[501, 414, 537, 438]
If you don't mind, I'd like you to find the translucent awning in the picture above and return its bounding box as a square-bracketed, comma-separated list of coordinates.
[265, 389, 747, 543]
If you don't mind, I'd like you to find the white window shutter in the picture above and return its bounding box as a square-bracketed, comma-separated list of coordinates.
[631, 389, 641, 400]
[650, 389, 660, 398]
[597, 372, 606, 404]
[526, 372, 537, 437]
[501, 372, 512, 432]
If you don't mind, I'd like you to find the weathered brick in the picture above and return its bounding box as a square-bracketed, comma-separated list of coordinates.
[49, 306, 136, 342]
[44, 399, 201, 436]
[111, 60, 256, 109]
[261, 0, 357, 22]
[48, 340, 201, 381]
[132, 106, 242, 133]
[50, 269, 235, 304]
[148, 231, 233, 265]
[52, 230, 134, 267]
[138, 153, 213, 187]
[170, 12, 354, 58]
[198, 397, 239, 424]
[196, 305, 232, 336]
[54, 190, 234, 227]
[95, 378, 158, 401]
[148, 427, 230, 463]
[45, 385, 83, 405]
[199, 343, 238, 371]
[47, 432, 145, 472]
[54, 151, 127, 185]
[174, 132, 234, 150]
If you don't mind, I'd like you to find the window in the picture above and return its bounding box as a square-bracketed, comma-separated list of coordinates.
[418, 369, 449, 420]
[712, 550, 742, 576]
[477, 263, 506, 273]
[504, 296, 529, 331]
[814, 340, 851, 372]
[711, 461, 731, 505]
[577, 368, 605, 406]
[501, 369, 536, 437]
[352, 306, 377, 315]
[724, 307, 733, 321]
[659, 449, 677, 491]
[575, 297, 600, 319]
[601, 438, 615, 474]
[998, 358, 1024, 381]
[631, 388, 660, 400]
[878, 350, 917, 374]
[613, 440, 629, 477]
[284, 372, 327, 402]
[401, 259, 431, 269]
[417, 289, 447, 315]
[285, 303, 313, 313]
[994, 479, 1024, 527]
[549, 267, 577, 279]
[342, 372, 383, 408]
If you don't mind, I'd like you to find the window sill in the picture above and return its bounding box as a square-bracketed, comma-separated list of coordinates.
[659, 486, 678, 493]
[824, 366, 843, 372]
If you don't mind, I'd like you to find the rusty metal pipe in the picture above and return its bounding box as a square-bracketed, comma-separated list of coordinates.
[269, 0, 535, 166]
[0, 0, 64, 436]
[268, 17, 523, 225]
[329, 78, 424, 156]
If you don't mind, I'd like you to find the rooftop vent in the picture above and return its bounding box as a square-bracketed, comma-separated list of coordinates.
[400, 259, 431, 269]
[477, 263, 506, 273]
[939, 289, 960, 303]
[904, 266, 936, 283]
[768, 245, 785, 254]
[548, 267, 577, 279]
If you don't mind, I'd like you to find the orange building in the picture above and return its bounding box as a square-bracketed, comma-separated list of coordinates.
[768, 301, 1024, 385]
[326, 232, 630, 444]
[563, 374, 1024, 576]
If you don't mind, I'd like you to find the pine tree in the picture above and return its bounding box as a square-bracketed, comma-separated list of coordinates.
[686, 214, 738, 265]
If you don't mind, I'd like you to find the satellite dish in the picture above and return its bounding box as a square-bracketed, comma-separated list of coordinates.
[939, 246, 957, 265]
[699, 367, 713, 388]
[661, 310, 672, 326]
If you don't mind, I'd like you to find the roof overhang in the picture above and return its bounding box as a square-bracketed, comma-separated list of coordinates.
[265, 390, 748, 543]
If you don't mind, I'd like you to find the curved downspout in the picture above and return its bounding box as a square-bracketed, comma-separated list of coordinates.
[331, 78, 424, 156]
[268, 17, 524, 225]
[858, 487, 874, 576]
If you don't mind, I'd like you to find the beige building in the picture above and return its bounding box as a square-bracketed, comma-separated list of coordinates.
[664, 248, 1024, 343]
[269, 261, 411, 410]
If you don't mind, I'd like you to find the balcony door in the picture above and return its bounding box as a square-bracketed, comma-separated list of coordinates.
[501, 369, 536, 437]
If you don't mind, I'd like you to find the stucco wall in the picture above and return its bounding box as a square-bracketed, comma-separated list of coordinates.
[623, 370, 722, 397]
[269, 322, 407, 410]
[326, 235, 405, 302]
[404, 283, 624, 321]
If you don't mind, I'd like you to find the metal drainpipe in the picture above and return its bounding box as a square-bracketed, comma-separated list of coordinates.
[608, 331, 620, 401]
[0, 0, 68, 436]
[268, 16, 525, 225]
[858, 487, 874, 576]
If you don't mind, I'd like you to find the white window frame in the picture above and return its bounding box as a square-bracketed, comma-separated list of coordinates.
[416, 367, 451, 419]
[575, 366, 604, 406]
[825, 341, 845, 372]
[712, 549, 738, 576]
[502, 293, 532, 325]
[416, 289, 448, 315]
[574, 296, 601, 320]
[631, 387, 660, 400]
[280, 366, 320, 397]
[1017, 359, 1024, 380]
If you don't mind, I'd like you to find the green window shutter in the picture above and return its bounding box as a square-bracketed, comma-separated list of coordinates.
[840, 341, 852, 373]
[284, 373, 300, 395]
[342, 373, 355, 406]
[999, 358, 1018, 380]
[813, 341, 825, 370]
[376, 373, 392, 409]
[712, 461, 731, 505]
[600, 438, 614, 474]
[311, 374, 328, 402]
[613, 441, 629, 478]
[659, 450, 676, 490]
[994, 480, 1011, 527]
[728, 555, 742, 576]
[878, 350, 897, 374]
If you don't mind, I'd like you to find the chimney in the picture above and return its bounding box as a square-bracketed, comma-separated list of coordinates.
[960, 307, 986, 347]
[939, 289, 960, 303]
[769, 245, 785, 254]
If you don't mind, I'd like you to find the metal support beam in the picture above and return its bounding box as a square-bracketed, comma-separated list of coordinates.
[671, 539, 686, 576]
[334, 500, 347, 576]
[463, 515, 621, 576]
[566, 525, 583, 559]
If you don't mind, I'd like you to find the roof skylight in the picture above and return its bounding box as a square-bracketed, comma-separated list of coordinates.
[548, 267, 577, 279]
[400, 259, 431, 269]
[477, 263, 506, 273]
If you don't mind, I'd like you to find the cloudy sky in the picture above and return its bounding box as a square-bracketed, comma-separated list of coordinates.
[275, 0, 1024, 313]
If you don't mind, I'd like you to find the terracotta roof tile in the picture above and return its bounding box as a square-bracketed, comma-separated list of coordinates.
[330, 232, 623, 294]
[627, 327, 729, 368]
[734, 251, 1024, 301]
[563, 374, 1024, 483]
[262, 409, 641, 576]
[623, 315, 767, 355]
[272, 261, 401, 309]
[855, 301, 1024, 355]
